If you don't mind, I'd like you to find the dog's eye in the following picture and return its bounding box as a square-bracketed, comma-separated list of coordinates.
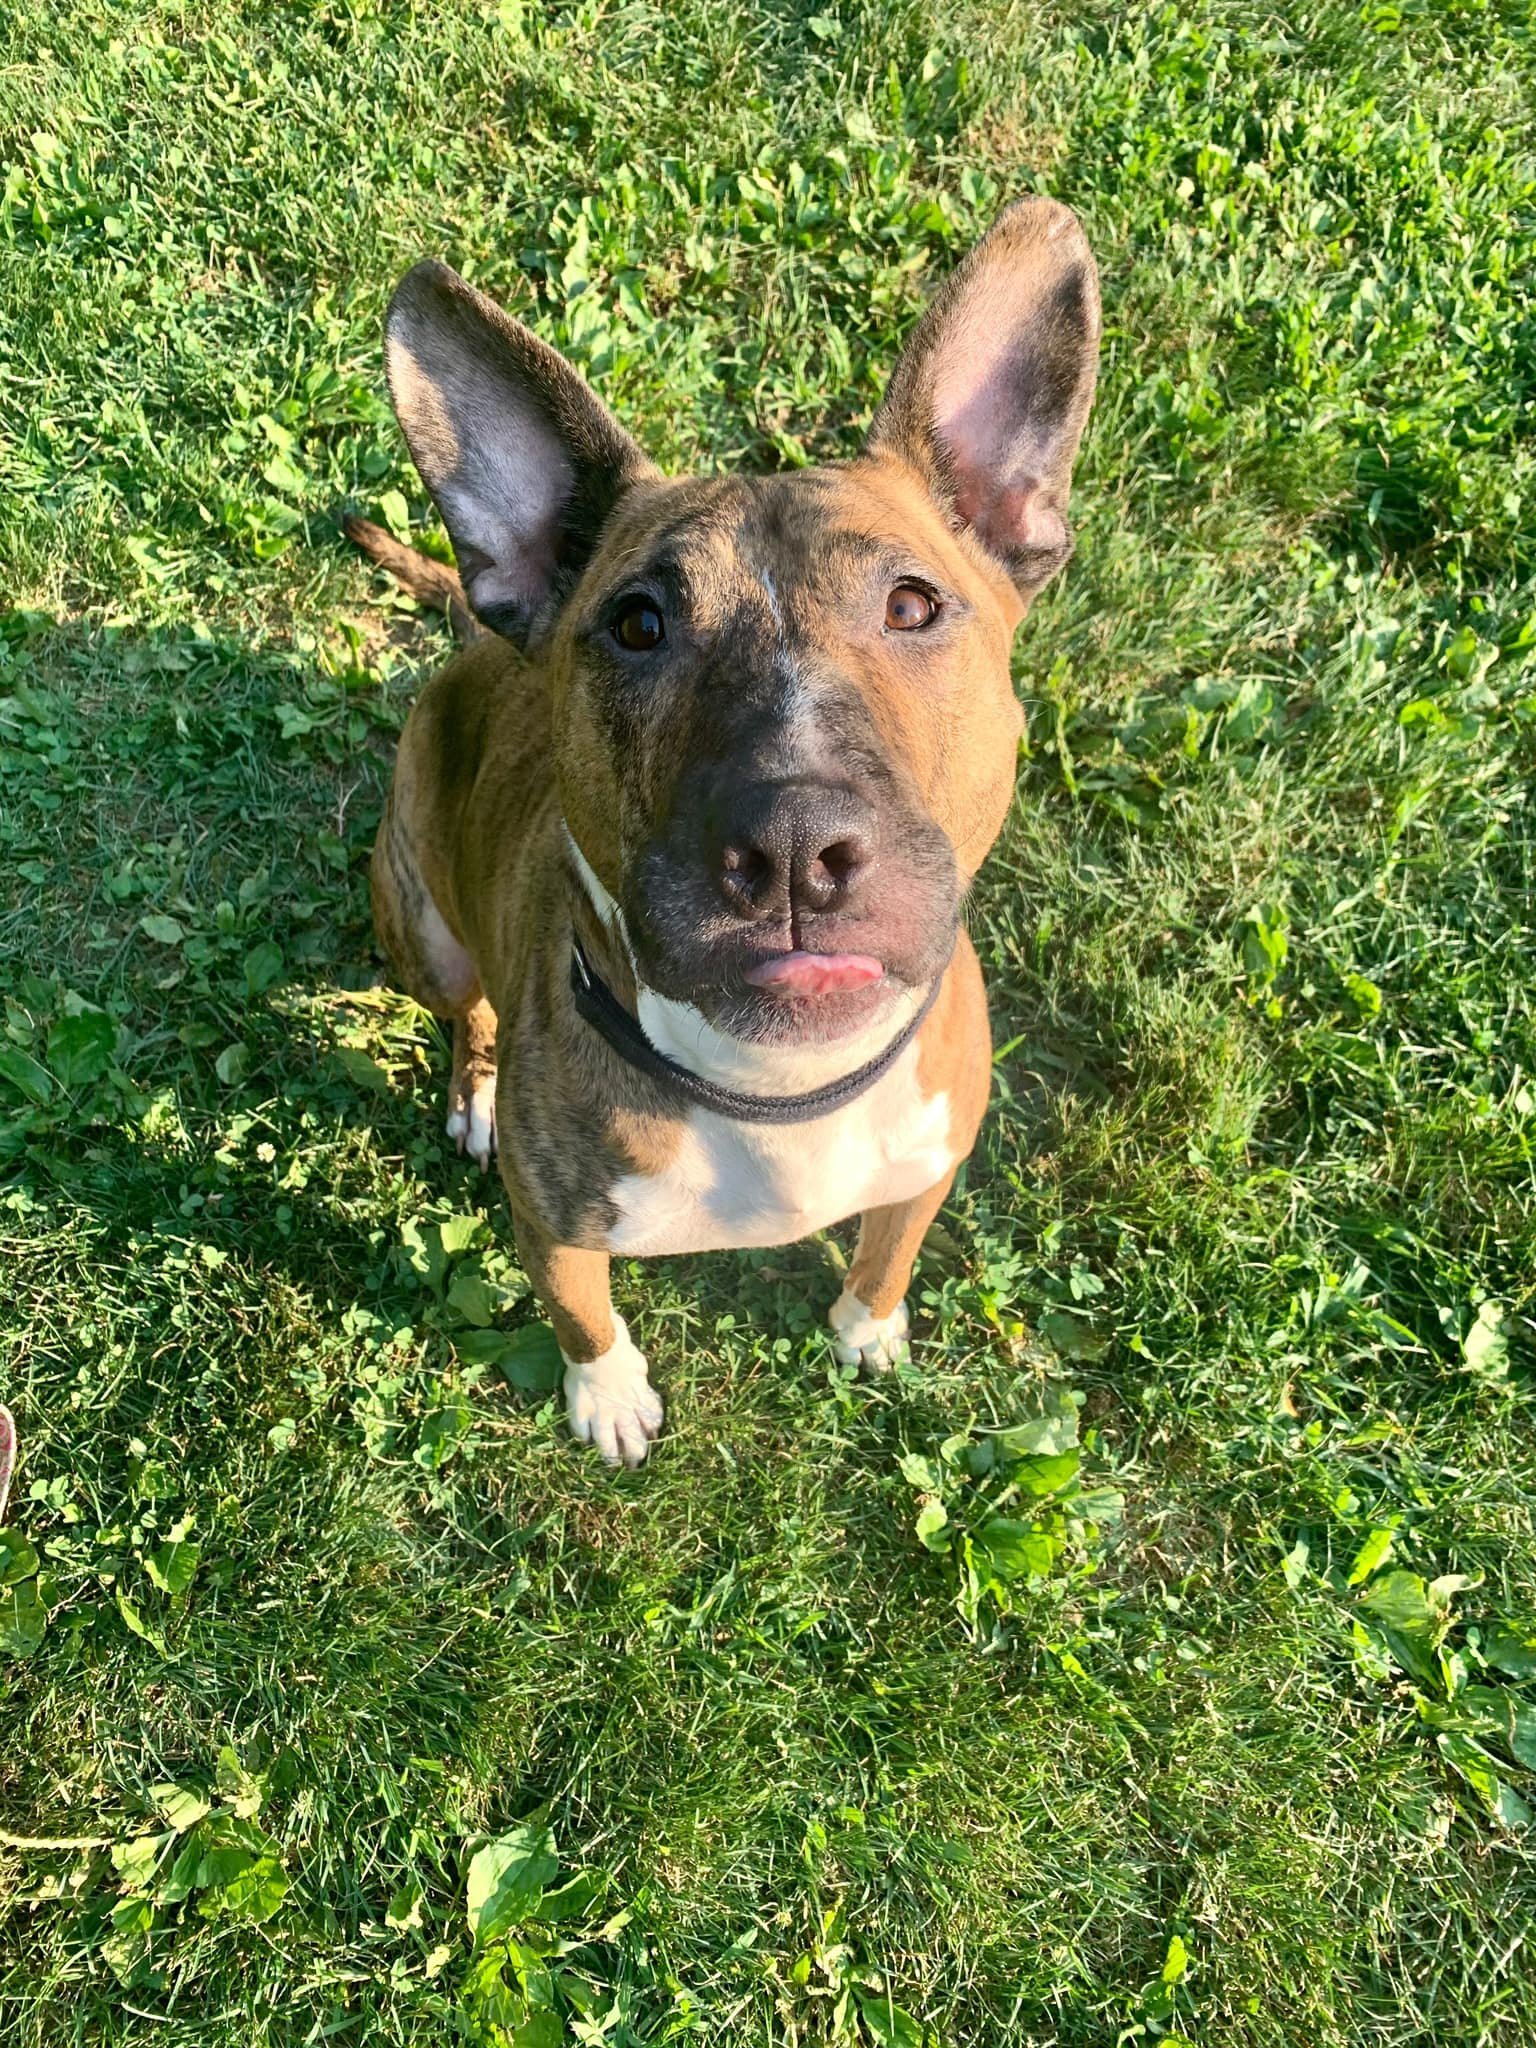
[885, 584, 936, 632]
[612, 599, 665, 652]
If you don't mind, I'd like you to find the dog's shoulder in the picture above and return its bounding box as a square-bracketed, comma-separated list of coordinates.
[400, 635, 550, 810]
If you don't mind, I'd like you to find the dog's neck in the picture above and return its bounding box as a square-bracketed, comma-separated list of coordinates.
[561, 824, 927, 1097]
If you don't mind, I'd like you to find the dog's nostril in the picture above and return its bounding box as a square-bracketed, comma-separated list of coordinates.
[799, 835, 869, 912]
[815, 838, 864, 887]
[721, 842, 774, 901]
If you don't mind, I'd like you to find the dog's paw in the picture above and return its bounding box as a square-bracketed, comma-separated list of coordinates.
[562, 1316, 664, 1468]
[829, 1288, 910, 1373]
[446, 1068, 497, 1172]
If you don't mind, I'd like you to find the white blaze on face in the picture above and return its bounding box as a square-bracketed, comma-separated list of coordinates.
[754, 559, 835, 770]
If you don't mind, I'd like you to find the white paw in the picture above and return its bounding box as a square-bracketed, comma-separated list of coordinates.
[446, 1069, 497, 1171]
[829, 1288, 910, 1373]
[562, 1316, 663, 1468]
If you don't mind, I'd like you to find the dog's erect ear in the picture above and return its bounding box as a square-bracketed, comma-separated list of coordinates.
[867, 198, 1100, 598]
[384, 261, 653, 644]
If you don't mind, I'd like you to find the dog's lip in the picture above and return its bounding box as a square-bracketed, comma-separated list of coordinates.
[741, 950, 885, 997]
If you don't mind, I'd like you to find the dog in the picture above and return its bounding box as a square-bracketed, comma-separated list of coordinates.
[345, 198, 1100, 1467]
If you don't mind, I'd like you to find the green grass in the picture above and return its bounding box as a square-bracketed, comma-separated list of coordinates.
[3, 0, 1536, 2040]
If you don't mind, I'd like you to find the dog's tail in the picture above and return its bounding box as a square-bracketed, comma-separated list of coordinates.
[342, 515, 488, 644]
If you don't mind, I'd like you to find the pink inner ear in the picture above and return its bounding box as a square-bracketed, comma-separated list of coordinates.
[931, 279, 1068, 558]
[954, 473, 1067, 557]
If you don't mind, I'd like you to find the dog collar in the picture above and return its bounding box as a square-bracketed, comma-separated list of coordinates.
[569, 938, 948, 1126]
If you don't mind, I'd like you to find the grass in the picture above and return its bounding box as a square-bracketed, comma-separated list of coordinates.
[2, 0, 1536, 2040]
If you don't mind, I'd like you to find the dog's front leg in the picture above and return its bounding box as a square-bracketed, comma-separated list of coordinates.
[829, 1173, 956, 1373]
[512, 1213, 663, 1467]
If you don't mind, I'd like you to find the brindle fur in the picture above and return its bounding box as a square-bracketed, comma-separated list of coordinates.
[361, 197, 1100, 1463]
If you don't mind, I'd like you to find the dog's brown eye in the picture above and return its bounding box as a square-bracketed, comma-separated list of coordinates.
[885, 584, 935, 631]
[613, 599, 665, 652]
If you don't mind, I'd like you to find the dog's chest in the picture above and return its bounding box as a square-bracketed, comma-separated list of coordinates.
[603, 1048, 954, 1256]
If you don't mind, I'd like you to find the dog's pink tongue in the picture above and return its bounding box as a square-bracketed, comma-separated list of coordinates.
[744, 952, 884, 997]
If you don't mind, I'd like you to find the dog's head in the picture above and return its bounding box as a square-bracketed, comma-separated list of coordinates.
[384, 200, 1099, 1046]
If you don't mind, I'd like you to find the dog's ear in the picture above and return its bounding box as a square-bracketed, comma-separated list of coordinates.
[867, 198, 1100, 598]
[384, 261, 653, 644]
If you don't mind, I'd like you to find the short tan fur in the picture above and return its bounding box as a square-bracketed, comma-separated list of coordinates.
[354, 198, 1100, 1466]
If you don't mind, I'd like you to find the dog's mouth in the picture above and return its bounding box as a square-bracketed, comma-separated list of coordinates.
[724, 946, 895, 1046]
[742, 950, 885, 998]
[634, 918, 953, 1049]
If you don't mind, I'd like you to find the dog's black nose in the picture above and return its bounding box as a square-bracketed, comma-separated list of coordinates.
[717, 780, 875, 922]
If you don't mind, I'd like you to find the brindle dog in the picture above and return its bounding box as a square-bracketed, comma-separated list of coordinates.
[350, 198, 1099, 1466]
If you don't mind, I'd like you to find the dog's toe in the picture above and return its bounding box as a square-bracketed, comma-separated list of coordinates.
[829, 1288, 910, 1374]
[446, 1070, 498, 1171]
[562, 1316, 663, 1468]
[465, 1081, 496, 1171]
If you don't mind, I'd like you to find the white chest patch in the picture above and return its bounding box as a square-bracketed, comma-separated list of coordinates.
[604, 1041, 954, 1256]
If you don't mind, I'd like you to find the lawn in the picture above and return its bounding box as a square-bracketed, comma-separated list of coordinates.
[3, 0, 1535, 2041]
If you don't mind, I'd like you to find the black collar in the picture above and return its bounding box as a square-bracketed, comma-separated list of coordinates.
[569, 937, 948, 1125]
